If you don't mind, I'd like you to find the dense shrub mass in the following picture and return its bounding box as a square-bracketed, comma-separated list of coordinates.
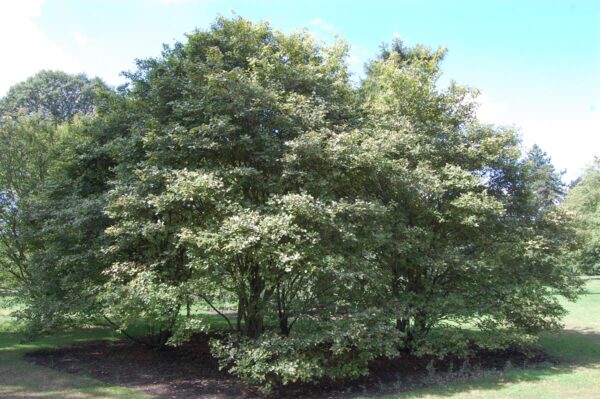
[0, 17, 583, 390]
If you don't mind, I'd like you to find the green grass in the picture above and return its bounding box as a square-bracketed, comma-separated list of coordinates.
[0, 297, 150, 399]
[0, 296, 234, 398]
[1, 279, 599, 398]
[366, 277, 600, 399]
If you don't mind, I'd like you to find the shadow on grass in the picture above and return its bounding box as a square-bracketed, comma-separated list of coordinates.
[392, 364, 599, 399]
[538, 329, 600, 363]
[9, 328, 599, 399]
[0, 383, 147, 399]
[358, 329, 600, 399]
[0, 312, 231, 352]
[2, 295, 599, 399]
[0, 328, 121, 352]
[0, 325, 150, 398]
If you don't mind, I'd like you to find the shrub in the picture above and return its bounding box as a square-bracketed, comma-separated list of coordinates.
[210, 314, 402, 392]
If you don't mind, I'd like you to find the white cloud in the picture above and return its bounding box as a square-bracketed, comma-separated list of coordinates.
[0, 0, 43, 19]
[311, 17, 335, 32]
[348, 44, 371, 81]
[348, 53, 362, 67]
[517, 110, 600, 181]
[477, 92, 600, 181]
[0, 0, 82, 95]
[476, 93, 509, 124]
[74, 32, 88, 47]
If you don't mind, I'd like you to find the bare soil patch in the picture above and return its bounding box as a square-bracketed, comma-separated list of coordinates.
[25, 333, 555, 399]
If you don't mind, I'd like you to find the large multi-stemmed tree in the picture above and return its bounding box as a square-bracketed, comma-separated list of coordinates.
[0, 16, 582, 390]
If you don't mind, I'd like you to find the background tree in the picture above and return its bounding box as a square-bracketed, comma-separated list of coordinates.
[526, 144, 565, 210]
[565, 158, 600, 275]
[0, 71, 109, 295]
[0, 70, 105, 122]
[18, 88, 139, 333]
[0, 114, 59, 291]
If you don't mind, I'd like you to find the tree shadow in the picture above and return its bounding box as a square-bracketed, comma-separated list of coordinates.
[357, 328, 600, 398]
[2, 299, 599, 399]
[16, 328, 600, 399]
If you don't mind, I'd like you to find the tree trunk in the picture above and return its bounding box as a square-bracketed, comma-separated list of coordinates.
[279, 314, 290, 336]
[236, 300, 244, 333]
[396, 318, 409, 334]
[244, 312, 264, 338]
[243, 263, 266, 338]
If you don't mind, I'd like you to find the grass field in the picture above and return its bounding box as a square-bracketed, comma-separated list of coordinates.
[0, 279, 598, 398]
[0, 296, 149, 399]
[374, 277, 600, 399]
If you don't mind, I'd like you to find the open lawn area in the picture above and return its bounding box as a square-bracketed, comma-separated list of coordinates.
[378, 277, 600, 399]
[0, 296, 149, 398]
[0, 278, 598, 398]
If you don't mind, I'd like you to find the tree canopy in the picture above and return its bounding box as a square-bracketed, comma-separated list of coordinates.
[565, 158, 600, 275]
[0, 70, 105, 122]
[0, 16, 582, 391]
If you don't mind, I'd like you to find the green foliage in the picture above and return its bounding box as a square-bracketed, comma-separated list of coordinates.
[0, 70, 105, 122]
[0, 70, 110, 312]
[13, 118, 111, 332]
[564, 159, 600, 274]
[0, 114, 60, 290]
[0, 15, 583, 391]
[12, 87, 132, 334]
[102, 16, 360, 343]
[287, 39, 580, 351]
[211, 312, 401, 392]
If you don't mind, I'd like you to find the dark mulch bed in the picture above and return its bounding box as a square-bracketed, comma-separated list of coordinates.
[25, 333, 557, 399]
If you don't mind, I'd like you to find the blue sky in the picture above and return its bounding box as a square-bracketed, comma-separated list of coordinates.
[0, 0, 598, 181]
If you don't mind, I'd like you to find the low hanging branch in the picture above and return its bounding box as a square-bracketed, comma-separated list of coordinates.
[101, 315, 156, 348]
[198, 293, 235, 332]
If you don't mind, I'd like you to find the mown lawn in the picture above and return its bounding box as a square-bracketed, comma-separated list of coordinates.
[0, 278, 598, 398]
[0, 296, 149, 398]
[372, 277, 600, 399]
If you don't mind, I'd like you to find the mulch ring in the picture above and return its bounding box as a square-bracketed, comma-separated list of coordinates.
[25, 333, 557, 399]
